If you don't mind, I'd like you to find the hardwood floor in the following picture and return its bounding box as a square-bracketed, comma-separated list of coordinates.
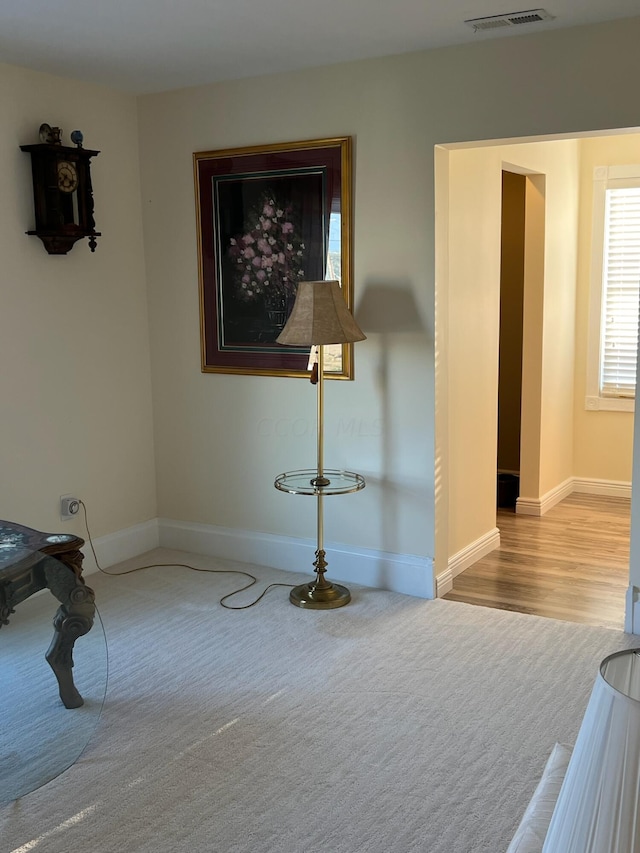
[443, 492, 631, 629]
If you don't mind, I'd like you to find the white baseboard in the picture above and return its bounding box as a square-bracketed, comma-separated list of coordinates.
[516, 478, 573, 517]
[158, 518, 434, 599]
[572, 477, 632, 498]
[436, 527, 500, 597]
[516, 477, 631, 516]
[81, 518, 160, 575]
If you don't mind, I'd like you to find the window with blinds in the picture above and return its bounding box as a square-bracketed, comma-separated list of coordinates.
[600, 187, 640, 398]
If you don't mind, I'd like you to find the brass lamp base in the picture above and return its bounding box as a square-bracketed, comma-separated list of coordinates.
[290, 547, 351, 609]
[289, 580, 351, 609]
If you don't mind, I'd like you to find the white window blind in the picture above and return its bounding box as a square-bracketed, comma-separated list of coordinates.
[600, 187, 640, 398]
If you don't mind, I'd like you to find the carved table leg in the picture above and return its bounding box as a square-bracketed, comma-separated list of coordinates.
[42, 557, 96, 709]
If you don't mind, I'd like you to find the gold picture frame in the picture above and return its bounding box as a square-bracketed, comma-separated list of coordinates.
[194, 136, 354, 378]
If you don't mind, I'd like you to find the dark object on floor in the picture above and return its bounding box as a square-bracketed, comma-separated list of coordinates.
[497, 473, 519, 509]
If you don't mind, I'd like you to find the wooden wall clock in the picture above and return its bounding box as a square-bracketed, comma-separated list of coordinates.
[21, 125, 101, 255]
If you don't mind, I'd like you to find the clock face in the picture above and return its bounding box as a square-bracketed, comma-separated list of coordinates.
[57, 160, 79, 193]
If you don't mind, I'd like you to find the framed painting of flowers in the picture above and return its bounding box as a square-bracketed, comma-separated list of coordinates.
[194, 136, 354, 378]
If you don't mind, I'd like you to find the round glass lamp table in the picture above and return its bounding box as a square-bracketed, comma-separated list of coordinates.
[274, 468, 365, 609]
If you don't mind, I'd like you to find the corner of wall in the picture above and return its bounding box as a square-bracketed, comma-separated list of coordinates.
[625, 585, 640, 634]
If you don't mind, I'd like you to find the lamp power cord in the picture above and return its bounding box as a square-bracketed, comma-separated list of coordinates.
[78, 500, 294, 609]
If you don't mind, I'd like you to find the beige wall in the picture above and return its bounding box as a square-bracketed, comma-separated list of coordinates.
[0, 62, 156, 539]
[573, 133, 640, 482]
[444, 145, 502, 558]
[443, 140, 579, 557]
[137, 61, 434, 559]
[519, 174, 547, 501]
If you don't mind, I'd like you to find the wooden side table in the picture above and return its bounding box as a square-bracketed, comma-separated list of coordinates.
[0, 520, 95, 708]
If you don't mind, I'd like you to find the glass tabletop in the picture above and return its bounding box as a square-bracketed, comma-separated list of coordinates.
[0, 526, 33, 570]
[274, 468, 365, 496]
[0, 548, 108, 805]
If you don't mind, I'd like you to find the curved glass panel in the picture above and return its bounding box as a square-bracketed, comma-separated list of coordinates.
[0, 553, 107, 804]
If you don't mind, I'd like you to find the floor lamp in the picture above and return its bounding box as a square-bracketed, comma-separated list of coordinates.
[542, 648, 640, 852]
[275, 280, 366, 609]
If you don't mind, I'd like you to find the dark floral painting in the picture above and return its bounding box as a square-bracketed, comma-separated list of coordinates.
[194, 137, 353, 378]
[215, 173, 325, 347]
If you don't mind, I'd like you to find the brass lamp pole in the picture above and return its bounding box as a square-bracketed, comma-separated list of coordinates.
[276, 280, 366, 609]
[303, 340, 345, 607]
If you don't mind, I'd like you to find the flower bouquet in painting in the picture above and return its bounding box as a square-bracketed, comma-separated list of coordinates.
[216, 174, 325, 346]
[227, 193, 306, 328]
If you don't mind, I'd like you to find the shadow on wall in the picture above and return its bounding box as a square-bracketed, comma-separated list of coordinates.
[356, 281, 427, 336]
[355, 280, 431, 571]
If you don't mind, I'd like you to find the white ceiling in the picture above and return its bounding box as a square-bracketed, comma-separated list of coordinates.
[0, 0, 638, 95]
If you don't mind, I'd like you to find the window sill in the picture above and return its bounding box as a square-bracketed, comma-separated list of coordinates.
[585, 395, 635, 412]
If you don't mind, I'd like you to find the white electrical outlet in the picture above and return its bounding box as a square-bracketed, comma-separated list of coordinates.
[60, 495, 80, 520]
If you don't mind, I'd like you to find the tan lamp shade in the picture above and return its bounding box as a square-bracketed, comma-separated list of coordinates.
[276, 280, 366, 346]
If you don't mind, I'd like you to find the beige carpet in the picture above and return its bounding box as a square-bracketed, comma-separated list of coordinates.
[0, 548, 636, 853]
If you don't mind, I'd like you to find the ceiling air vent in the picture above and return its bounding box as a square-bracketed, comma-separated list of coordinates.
[465, 8, 555, 32]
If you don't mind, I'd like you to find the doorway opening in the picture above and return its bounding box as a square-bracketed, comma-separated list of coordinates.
[434, 129, 637, 628]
